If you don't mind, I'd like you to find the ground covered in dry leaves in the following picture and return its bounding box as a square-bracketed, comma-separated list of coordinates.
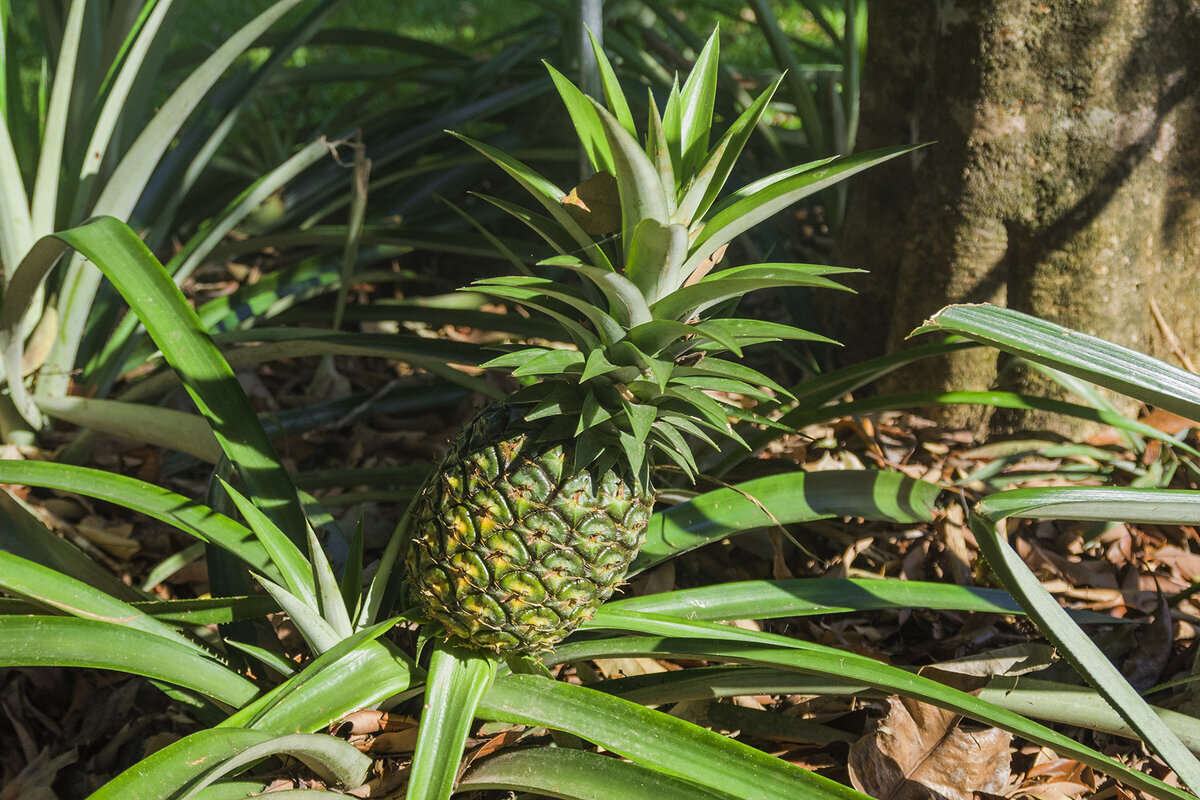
[2, 337, 1198, 799]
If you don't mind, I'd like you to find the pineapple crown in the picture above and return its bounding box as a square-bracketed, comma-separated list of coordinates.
[451, 30, 913, 490]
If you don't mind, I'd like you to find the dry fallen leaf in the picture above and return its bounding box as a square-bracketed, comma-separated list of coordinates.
[75, 515, 139, 560]
[561, 171, 620, 235]
[849, 696, 1011, 800]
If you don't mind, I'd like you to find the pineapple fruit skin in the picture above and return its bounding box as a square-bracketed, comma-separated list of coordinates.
[406, 404, 653, 654]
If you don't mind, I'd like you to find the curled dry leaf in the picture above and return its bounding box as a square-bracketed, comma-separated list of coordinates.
[849, 696, 1011, 800]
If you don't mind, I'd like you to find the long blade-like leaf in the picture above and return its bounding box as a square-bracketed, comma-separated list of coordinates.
[971, 487, 1200, 793]
[914, 303, 1200, 421]
[630, 470, 939, 575]
[91, 728, 275, 800]
[40, 0, 310, 402]
[29, 0, 85, 234]
[459, 748, 740, 800]
[480, 674, 868, 800]
[0, 459, 278, 581]
[408, 644, 497, 800]
[683, 144, 918, 276]
[6, 219, 307, 540]
[0, 616, 258, 707]
[546, 630, 1189, 800]
[601, 577, 1118, 624]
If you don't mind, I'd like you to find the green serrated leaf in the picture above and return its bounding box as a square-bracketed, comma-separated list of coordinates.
[590, 98, 670, 250]
[452, 133, 611, 267]
[678, 29, 720, 178]
[684, 145, 919, 277]
[624, 402, 657, 443]
[545, 61, 614, 174]
[581, 348, 621, 383]
[652, 264, 856, 321]
[408, 644, 499, 800]
[665, 386, 734, 436]
[694, 318, 837, 348]
[624, 219, 690, 302]
[660, 78, 684, 175]
[587, 28, 635, 136]
[617, 428, 647, 484]
[526, 384, 581, 420]
[481, 348, 552, 370]
[548, 261, 653, 328]
[646, 90, 678, 214]
[512, 348, 585, 378]
[677, 75, 783, 222]
[674, 360, 792, 398]
[578, 393, 615, 432]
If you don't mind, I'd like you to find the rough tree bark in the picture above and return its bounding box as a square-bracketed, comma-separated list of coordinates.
[828, 0, 1200, 434]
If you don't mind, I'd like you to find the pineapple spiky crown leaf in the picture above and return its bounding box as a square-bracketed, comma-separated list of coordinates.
[452, 30, 918, 489]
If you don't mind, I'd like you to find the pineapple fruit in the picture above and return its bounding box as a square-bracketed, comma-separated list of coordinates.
[405, 31, 911, 654]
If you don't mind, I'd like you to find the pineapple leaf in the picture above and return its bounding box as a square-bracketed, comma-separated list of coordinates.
[306, 528, 353, 639]
[627, 318, 741, 357]
[478, 293, 597, 353]
[675, 360, 792, 398]
[540, 257, 653, 328]
[473, 193, 576, 257]
[526, 384, 581, 420]
[340, 517, 365, 623]
[591, 98, 671, 247]
[678, 29, 720, 178]
[452, 133, 613, 269]
[511, 348, 585, 378]
[670, 376, 777, 404]
[256, 573, 341, 655]
[657, 411, 722, 451]
[616, 429, 647, 487]
[683, 144, 920, 277]
[481, 348, 554, 370]
[581, 348, 621, 383]
[665, 386, 735, 437]
[623, 401, 658, 444]
[693, 318, 838, 348]
[544, 61, 615, 175]
[475, 277, 625, 345]
[646, 93, 678, 216]
[439, 195, 534, 277]
[649, 422, 699, 479]
[661, 78, 684, 176]
[644, 355, 675, 392]
[219, 479, 316, 610]
[571, 427, 607, 473]
[726, 402, 796, 434]
[586, 28, 636, 137]
[577, 393, 615, 433]
[624, 219, 690, 302]
[677, 75, 783, 223]
[651, 264, 858, 322]
[538, 415, 580, 441]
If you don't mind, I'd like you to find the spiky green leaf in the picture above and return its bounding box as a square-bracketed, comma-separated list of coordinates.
[624, 219, 690, 302]
[678, 30, 720, 177]
[676, 76, 784, 223]
[591, 99, 670, 249]
[587, 28, 636, 136]
[684, 144, 919, 276]
[545, 61, 615, 174]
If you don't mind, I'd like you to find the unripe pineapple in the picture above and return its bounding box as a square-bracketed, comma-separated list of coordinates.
[406, 31, 912, 654]
[406, 405, 652, 653]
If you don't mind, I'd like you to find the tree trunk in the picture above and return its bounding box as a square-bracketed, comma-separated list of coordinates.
[829, 0, 1200, 435]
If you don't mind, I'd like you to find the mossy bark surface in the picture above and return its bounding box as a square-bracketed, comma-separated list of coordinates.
[832, 0, 1200, 434]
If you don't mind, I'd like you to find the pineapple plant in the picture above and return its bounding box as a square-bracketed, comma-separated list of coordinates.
[405, 31, 913, 654]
